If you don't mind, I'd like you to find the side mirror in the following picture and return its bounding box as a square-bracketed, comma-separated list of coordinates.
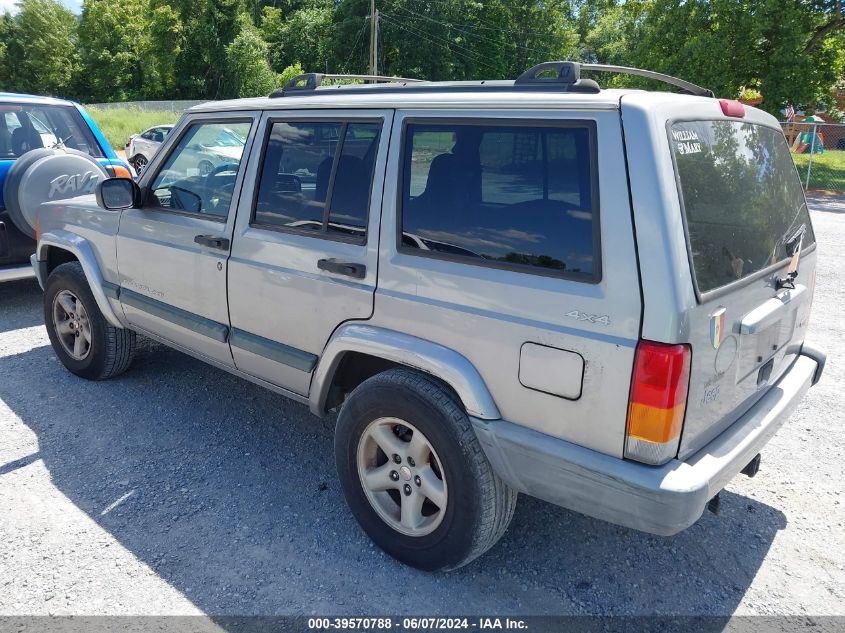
[96, 177, 139, 210]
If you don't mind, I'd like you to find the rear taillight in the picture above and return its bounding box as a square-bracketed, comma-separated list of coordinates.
[625, 340, 691, 465]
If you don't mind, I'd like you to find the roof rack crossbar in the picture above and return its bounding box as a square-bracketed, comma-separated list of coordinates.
[516, 61, 714, 98]
[271, 73, 425, 97]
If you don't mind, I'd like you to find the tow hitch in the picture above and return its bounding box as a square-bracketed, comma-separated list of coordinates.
[707, 455, 762, 516]
[707, 494, 721, 515]
[741, 453, 761, 478]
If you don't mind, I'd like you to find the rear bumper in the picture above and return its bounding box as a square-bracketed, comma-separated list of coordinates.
[472, 348, 824, 536]
[0, 262, 36, 283]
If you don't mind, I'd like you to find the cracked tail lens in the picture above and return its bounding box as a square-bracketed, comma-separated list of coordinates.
[625, 340, 691, 465]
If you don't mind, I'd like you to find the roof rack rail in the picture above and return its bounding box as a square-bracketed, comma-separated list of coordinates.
[270, 73, 424, 98]
[516, 61, 714, 98]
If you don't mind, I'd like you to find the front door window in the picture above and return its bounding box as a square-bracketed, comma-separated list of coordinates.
[148, 121, 252, 218]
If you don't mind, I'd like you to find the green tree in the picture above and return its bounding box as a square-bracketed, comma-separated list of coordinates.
[224, 18, 278, 97]
[260, 0, 334, 74]
[583, 0, 845, 114]
[77, 0, 148, 102]
[0, 0, 79, 97]
[366, 0, 577, 81]
[259, 6, 286, 72]
[0, 14, 14, 90]
[161, 0, 245, 98]
[279, 61, 305, 85]
[143, 3, 186, 99]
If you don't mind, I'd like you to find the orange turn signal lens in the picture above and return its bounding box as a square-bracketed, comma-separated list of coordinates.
[625, 340, 691, 464]
[110, 165, 133, 179]
[627, 401, 686, 444]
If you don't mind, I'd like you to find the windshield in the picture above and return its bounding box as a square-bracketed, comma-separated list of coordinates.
[0, 103, 103, 159]
[671, 120, 815, 294]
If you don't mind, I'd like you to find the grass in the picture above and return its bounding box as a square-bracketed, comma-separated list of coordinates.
[84, 106, 180, 151]
[791, 149, 845, 193]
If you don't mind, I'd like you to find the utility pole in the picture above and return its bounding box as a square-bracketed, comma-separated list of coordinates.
[374, 9, 379, 77]
[369, 0, 379, 77]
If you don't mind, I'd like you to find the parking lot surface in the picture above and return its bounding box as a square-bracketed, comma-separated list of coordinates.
[1, 200, 843, 617]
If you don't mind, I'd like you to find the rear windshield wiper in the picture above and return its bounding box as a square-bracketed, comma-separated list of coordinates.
[775, 222, 806, 290]
[51, 134, 74, 149]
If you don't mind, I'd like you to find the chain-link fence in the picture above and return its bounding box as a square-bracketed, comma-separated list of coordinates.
[781, 121, 845, 193]
[86, 100, 209, 113]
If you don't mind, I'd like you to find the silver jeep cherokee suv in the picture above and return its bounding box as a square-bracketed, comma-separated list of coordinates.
[20, 62, 826, 571]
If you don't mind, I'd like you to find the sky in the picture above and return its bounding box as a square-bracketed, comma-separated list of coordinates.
[0, 0, 83, 15]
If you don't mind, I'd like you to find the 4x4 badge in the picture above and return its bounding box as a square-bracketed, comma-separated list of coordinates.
[710, 307, 726, 349]
[565, 310, 610, 326]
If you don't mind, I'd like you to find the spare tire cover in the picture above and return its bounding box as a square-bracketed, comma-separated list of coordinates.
[3, 148, 108, 238]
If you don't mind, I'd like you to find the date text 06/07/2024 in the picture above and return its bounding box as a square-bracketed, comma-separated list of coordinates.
[307, 617, 529, 630]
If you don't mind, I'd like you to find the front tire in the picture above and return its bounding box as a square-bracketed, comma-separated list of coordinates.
[335, 369, 517, 571]
[44, 262, 136, 380]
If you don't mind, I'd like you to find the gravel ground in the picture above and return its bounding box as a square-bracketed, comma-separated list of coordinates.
[0, 201, 843, 618]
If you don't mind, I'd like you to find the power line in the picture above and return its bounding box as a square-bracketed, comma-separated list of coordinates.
[379, 13, 499, 73]
[342, 17, 369, 73]
[378, 12, 500, 73]
[390, 5, 559, 57]
[402, 0, 566, 39]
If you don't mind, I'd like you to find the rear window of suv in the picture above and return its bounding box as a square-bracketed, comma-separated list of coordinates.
[400, 120, 599, 280]
[0, 103, 103, 159]
[671, 120, 815, 294]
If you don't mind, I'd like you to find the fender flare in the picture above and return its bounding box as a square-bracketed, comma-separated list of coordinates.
[310, 324, 500, 420]
[36, 231, 124, 329]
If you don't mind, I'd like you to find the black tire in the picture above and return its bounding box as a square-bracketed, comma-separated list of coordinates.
[335, 368, 517, 571]
[44, 262, 136, 380]
[130, 154, 148, 176]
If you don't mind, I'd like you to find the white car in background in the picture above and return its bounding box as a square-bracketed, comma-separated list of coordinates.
[126, 125, 246, 177]
[126, 124, 173, 174]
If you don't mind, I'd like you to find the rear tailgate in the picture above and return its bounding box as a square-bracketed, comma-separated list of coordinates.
[668, 116, 816, 459]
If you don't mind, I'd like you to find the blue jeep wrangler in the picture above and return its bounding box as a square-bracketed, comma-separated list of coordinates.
[0, 93, 130, 282]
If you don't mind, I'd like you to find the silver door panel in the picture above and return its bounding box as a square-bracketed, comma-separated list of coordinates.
[227, 109, 394, 391]
[117, 111, 261, 367]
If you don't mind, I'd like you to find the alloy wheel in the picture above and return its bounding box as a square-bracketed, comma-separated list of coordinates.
[356, 417, 448, 537]
[132, 155, 147, 175]
[52, 290, 92, 360]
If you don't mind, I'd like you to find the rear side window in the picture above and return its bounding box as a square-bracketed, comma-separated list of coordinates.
[0, 103, 103, 159]
[671, 120, 816, 294]
[253, 120, 381, 240]
[400, 121, 599, 279]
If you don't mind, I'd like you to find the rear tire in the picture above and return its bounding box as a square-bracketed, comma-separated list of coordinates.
[44, 262, 135, 380]
[335, 368, 517, 571]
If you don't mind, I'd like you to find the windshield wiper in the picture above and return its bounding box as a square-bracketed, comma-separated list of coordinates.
[775, 222, 806, 290]
[50, 134, 74, 149]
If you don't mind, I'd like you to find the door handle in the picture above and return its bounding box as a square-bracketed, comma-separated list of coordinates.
[194, 234, 230, 250]
[317, 258, 366, 279]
